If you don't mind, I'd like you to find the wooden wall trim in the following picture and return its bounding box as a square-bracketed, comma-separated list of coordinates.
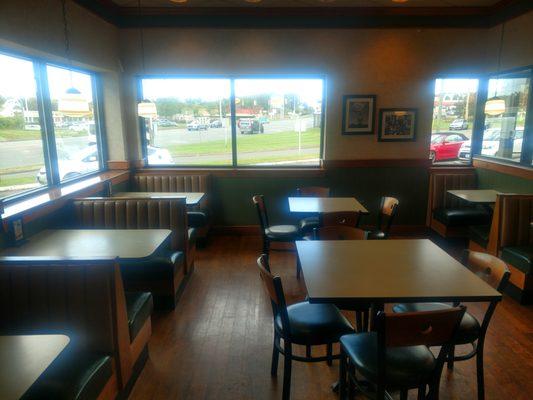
[107, 160, 132, 170]
[212, 224, 427, 236]
[324, 159, 432, 168]
[473, 157, 533, 180]
[135, 168, 326, 178]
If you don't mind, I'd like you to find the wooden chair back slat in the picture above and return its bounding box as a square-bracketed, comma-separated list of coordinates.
[256, 255, 281, 306]
[252, 195, 269, 231]
[313, 226, 368, 240]
[297, 186, 330, 197]
[462, 250, 511, 292]
[381, 197, 399, 217]
[321, 211, 360, 228]
[380, 307, 466, 348]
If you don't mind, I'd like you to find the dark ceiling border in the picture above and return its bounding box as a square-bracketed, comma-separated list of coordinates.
[74, 0, 532, 29]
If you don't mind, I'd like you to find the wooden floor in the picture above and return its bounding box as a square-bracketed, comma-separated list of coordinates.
[130, 235, 533, 400]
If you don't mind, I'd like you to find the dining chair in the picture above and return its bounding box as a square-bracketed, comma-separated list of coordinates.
[312, 225, 370, 332]
[257, 254, 354, 400]
[339, 306, 466, 400]
[367, 196, 399, 239]
[252, 195, 302, 276]
[321, 211, 361, 228]
[296, 186, 331, 235]
[393, 250, 510, 400]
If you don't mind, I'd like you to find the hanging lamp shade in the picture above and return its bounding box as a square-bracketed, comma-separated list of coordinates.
[484, 96, 506, 116]
[58, 87, 90, 117]
[138, 99, 157, 118]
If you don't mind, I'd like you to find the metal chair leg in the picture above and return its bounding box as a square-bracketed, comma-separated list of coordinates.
[271, 332, 279, 376]
[400, 389, 408, 400]
[339, 349, 347, 400]
[282, 343, 292, 400]
[306, 345, 311, 358]
[296, 256, 301, 279]
[447, 344, 455, 370]
[476, 346, 485, 400]
[326, 343, 333, 366]
[418, 384, 426, 400]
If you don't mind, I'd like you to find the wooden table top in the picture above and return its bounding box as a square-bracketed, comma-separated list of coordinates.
[0, 334, 69, 400]
[1, 229, 171, 261]
[447, 189, 501, 204]
[288, 197, 369, 214]
[296, 239, 501, 304]
[113, 192, 205, 206]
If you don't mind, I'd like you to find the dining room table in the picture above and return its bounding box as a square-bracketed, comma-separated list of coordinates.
[288, 196, 369, 215]
[0, 334, 70, 400]
[0, 229, 172, 261]
[447, 189, 501, 205]
[112, 191, 205, 207]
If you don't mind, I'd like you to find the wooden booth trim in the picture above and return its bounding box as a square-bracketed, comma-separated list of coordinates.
[473, 157, 533, 180]
[324, 159, 432, 168]
[135, 167, 326, 179]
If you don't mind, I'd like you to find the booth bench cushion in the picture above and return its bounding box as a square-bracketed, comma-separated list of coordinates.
[125, 292, 153, 341]
[469, 225, 490, 248]
[502, 246, 533, 274]
[120, 250, 184, 282]
[187, 211, 208, 229]
[22, 350, 112, 400]
[433, 207, 490, 227]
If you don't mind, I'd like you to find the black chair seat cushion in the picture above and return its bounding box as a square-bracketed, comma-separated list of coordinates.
[188, 228, 197, 245]
[433, 207, 490, 227]
[298, 216, 320, 233]
[265, 225, 301, 241]
[393, 303, 480, 345]
[502, 246, 533, 274]
[367, 230, 386, 240]
[469, 225, 490, 248]
[120, 250, 184, 282]
[22, 349, 112, 400]
[341, 332, 436, 390]
[188, 211, 208, 228]
[275, 301, 353, 345]
[125, 291, 153, 341]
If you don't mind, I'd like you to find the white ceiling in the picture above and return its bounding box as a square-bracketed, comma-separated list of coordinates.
[112, 0, 502, 8]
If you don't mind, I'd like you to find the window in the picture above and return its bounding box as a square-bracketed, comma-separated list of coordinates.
[0, 50, 105, 202]
[139, 77, 324, 167]
[481, 69, 531, 164]
[430, 78, 479, 165]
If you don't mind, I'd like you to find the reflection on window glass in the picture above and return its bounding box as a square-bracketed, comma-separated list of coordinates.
[0, 53, 46, 199]
[46, 65, 99, 182]
[430, 78, 478, 165]
[235, 79, 323, 166]
[141, 78, 232, 166]
[482, 71, 530, 163]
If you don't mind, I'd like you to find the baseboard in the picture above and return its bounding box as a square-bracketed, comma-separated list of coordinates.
[505, 283, 533, 305]
[212, 224, 427, 236]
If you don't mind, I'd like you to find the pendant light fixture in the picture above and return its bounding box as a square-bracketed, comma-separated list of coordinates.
[485, 22, 506, 116]
[137, 0, 157, 118]
[58, 0, 90, 117]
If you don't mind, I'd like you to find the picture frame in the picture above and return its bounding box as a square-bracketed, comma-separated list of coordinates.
[342, 95, 376, 135]
[7, 217, 27, 246]
[378, 108, 418, 142]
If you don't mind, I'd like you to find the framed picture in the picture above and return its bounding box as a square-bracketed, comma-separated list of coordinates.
[378, 108, 418, 142]
[7, 217, 26, 246]
[342, 95, 376, 135]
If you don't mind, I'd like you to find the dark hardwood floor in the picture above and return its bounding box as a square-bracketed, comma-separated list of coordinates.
[130, 235, 533, 400]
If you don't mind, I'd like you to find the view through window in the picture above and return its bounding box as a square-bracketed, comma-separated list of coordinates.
[140, 77, 323, 166]
[0, 53, 46, 199]
[430, 78, 479, 165]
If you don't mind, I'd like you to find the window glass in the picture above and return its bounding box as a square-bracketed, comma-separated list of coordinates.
[481, 71, 530, 163]
[0, 53, 47, 199]
[46, 65, 100, 182]
[234, 79, 323, 166]
[141, 78, 232, 166]
[431, 78, 478, 165]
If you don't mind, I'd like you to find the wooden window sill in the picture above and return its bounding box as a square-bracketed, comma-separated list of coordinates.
[1, 171, 130, 223]
[136, 167, 326, 178]
[473, 157, 533, 180]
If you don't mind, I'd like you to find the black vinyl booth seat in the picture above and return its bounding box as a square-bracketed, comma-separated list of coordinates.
[298, 216, 320, 235]
[187, 211, 208, 230]
[22, 346, 112, 400]
[433, 207, 491, 227]
[502, 246, 533, 274]
[120, 250, 184, 282]
[469, 225, 491, 248]
[125, 292, 154, 342]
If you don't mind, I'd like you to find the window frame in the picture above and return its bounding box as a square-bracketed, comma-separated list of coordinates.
[137, 74, 326, 169]
[0, 48, 108, 205]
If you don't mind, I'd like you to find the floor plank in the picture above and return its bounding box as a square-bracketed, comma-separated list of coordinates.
[130, 235, 533, 400]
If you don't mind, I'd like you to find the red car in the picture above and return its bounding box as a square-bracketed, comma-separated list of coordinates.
[429, 132, 469, 163]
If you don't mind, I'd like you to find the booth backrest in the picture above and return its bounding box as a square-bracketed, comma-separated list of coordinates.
[426, 169, 477, 225]
[73, 197, 188, 252]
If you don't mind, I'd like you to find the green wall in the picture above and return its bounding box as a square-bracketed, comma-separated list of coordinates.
[476, 168, 533, 193]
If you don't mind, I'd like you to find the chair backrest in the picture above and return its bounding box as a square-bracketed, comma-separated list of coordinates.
[297, 186, 330, 197]
[321, 211, 360, 228]
[252, 195, 270, 231]
[461, 250, 511, 293]
[256, 255, 290, 335]
[73, 197, 188, 252]
[313, 226, 368, 240]
[377, 196, 399, 234]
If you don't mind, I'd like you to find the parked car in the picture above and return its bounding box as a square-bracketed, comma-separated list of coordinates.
[157, 119, 178, 127]
[36, 145, 173, 184]
[209, 119, 223, 128]
[238, 118, 264, 134]
[458, 129, 523, 161]
[429, 132, 469, 163]
[449, 119, 469, 130]
[187, 120, 208, 131]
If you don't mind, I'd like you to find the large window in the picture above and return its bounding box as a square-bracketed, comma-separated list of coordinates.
[0, 51, 105, 202]
[430, 78, 479, 165]
[139, 77, 324, 167]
